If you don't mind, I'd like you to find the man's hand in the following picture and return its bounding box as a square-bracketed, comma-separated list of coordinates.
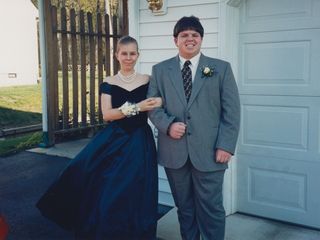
[215, 149, 232, 163]
[168, 122, 186, 139]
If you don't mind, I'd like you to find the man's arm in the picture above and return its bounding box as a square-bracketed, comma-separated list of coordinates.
[147, 65, 176, 135]
[215, 62, 240, 155]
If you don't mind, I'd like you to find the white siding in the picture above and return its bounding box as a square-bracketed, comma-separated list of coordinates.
[0, 0, 39, 86]
[137, 0, 221, 75]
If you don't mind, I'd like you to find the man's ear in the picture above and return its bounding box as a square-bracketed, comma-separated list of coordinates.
[174, 37, 178, 47]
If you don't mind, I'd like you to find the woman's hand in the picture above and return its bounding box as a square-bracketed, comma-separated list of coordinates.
[153, 97, 162, 108]
[137, 97, 162, 112]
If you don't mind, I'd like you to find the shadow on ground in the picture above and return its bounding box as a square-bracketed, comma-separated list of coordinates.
[0, 152, 72, 239]
[0, 151, 171, 240]
[0, 107, 41, 129]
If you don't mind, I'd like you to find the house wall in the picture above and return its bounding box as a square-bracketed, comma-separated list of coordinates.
[0, 0, 39, 87]
[137, 0, 220, 74]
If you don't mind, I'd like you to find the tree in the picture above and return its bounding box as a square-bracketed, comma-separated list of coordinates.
[31, 0, 106, 14]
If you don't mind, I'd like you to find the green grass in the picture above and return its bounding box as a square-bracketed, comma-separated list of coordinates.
[0, 73, 101, 156]
[0, 84, 42, 129]
[0, 132, 43, 157]
[0, 84, 42, 112]
[0, 107, 42, 129]
[0, 84, 42, 156]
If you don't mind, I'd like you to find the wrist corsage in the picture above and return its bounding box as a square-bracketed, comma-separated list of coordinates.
[118, 101, 140, 117]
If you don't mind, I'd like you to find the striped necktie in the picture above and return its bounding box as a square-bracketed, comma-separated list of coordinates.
[181, 60, 192, 102]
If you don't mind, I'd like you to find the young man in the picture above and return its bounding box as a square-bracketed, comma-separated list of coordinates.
[148, 16, 240, 240]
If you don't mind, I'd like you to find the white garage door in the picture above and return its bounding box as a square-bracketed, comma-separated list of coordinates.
[237, 0, 320, 228]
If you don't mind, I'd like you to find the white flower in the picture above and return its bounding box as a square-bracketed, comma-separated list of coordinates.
[118, 101, 140, 117]
[203, 67, 211, 74]
[201, 66, 215, 77]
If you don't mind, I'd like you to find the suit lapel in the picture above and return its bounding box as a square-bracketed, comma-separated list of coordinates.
[168, 55, 188, 106]
[187, 54, 207, 108]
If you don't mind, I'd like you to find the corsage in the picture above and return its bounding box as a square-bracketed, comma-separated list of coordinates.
[201, 66, 215, 77]
[118, 101, 140, 117]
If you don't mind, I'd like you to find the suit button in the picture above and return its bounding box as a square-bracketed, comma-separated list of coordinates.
[187, 116, 191, 120]
[188, 132, 191, 136]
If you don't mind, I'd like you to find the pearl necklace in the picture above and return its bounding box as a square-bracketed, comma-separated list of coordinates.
[117, 71, 137, 83]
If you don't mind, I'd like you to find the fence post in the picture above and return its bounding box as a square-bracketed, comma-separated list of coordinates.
[104, 13, 111, 78]
[97, 12, 104, 123]
[61, 7, 70, 129]
[112, 15, 119, 75]
[70, 8, 79, 128]
[88, 13, 96, 125]
[79, 10, 87, 127]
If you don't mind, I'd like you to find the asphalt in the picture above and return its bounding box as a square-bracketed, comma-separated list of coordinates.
[0, 151, 73, 240]
[1, 142, 320, 240]
[0, 151, 172, 240]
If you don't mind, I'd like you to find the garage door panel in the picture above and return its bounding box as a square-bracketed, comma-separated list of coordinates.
[238, 29, 320, 96]
[237, 153, 320, 228]
[242, 104, 308, 150]
[238, 96, 320, 161]
[248, 167, 306, 212]
[240, 0, 320, 33]
[237, 0, 320, 229]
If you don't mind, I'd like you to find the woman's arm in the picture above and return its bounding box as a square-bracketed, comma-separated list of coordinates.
[101, 93, 162, 122]
[101, 93, 125, 121]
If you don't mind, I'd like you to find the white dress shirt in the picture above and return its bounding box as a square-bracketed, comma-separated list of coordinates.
[179, 52, 201, 83]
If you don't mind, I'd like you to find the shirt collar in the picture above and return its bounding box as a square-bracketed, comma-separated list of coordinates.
[179, 52, 201, 68]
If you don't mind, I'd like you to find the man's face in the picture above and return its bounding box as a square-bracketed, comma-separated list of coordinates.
[174, 29, 203, 59]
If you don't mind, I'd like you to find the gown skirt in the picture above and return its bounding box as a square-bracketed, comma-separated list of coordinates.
[36, 121, 158, 240]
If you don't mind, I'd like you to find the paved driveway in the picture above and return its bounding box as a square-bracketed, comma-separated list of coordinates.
[1, 150, 320, 240]
[0, 151, 73, 240]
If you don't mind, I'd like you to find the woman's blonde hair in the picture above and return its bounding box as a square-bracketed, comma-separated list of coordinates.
[116, 35, 139, 52]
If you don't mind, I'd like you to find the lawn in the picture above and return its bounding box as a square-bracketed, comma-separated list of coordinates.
[0, 132, 42, 156]
[0, 84, 42, 156]
[0, 84, 42, 129]
[0, 75, 101, 156]
[0, 84, 42, 112]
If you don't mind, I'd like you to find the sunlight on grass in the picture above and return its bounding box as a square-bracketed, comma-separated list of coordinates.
[0, 84, 42, 128]
[0, 72, 102, 155]
[0, 84, 42, 113]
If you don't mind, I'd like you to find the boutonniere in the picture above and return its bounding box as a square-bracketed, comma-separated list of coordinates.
[201, 66, 215, 78]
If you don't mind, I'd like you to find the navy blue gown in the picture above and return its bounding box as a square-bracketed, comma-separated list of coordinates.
[37, 82, 158, 240]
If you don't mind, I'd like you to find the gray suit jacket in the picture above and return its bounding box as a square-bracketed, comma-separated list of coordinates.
[148, 54, 240, 172]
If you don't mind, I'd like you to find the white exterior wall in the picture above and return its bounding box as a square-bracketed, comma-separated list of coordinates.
[137, 0, 220, 74]
[0, 0, 39, 87]
[129, 0, 240, 214]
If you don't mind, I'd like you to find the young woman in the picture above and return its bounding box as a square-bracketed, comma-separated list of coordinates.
[37, 36, 161, 240]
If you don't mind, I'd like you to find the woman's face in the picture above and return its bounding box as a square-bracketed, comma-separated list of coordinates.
[116, 43, 139, 72]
